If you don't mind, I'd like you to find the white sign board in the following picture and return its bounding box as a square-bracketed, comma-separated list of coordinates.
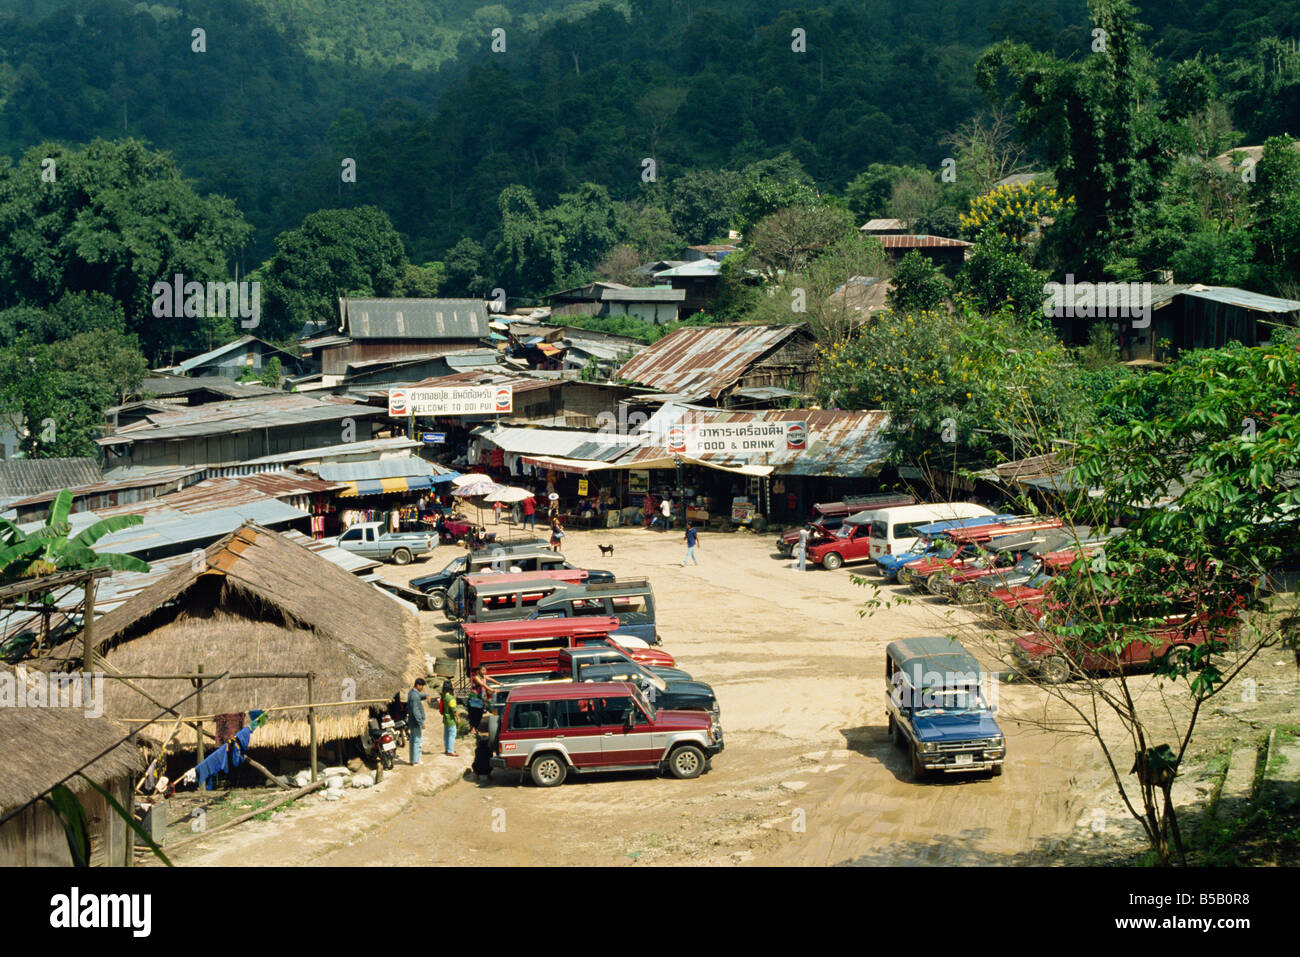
[667, 421, 808, 457]
[389, 385, 512, 417]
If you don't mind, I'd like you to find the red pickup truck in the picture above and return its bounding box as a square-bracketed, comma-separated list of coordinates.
[1011, 614, 1231, 684]
[461, 616, 676, 680]
[777, 495, 915, 558]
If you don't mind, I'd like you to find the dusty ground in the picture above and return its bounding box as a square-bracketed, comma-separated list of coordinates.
[167, 525, 1300, 867]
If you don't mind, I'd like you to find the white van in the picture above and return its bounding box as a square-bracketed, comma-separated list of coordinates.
[868, 502, 996, 560]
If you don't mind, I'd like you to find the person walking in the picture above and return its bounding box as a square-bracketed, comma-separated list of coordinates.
[406, 678, 429, 766]
[522, 494, 537, 531]
[659, 496, 672, 532]
[681, 521, 700, 566]
[549, 516, 565, 553]
[796, 525, 810, 572]
[467, 665, 500, 730]
[441, 680, 459, 757]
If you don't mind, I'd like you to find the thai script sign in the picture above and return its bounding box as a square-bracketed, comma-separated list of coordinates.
[668, 421, 809, 456]
[389, 386, 512, 416]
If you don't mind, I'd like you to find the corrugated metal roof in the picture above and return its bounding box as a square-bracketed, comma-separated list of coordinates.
[476, 425, 644, 459]
[234, 436, 422, 466]
[342, 298, 489, 340]
[629, 405, 893, 476]
[1179, 284, 1300, 313]
[138, 376, 277, 399]
[0, 458, 102, 499]
[157, 335, 302, 375]
[2, 468, 204, 510]
[314, 457, 440, 482]
[875, 234, 973, 248]
[281, 529, 381, 574]
[616, 324, 805, 398]
[653, 260, 721, 279]
[96, 394, 382, 445]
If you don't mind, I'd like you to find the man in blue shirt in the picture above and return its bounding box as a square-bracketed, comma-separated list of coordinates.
[681, 522, 700, 566]
[406, 678, 428, 766]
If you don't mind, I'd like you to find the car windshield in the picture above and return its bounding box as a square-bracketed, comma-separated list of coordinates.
[835, 524, 856, 539]
[931, 545, 958, 559]
[912, 687, 989, 717]
[1015, 555, 1040, 573]
[441, 556, 467, 575]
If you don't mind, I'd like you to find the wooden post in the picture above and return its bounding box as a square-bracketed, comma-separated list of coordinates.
[307, 672, 318, 783]
[82, 576, 96, 674]
[195, 664, 205, 767]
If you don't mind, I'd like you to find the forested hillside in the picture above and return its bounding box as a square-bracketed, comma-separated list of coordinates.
[5, 0, 1294, 266]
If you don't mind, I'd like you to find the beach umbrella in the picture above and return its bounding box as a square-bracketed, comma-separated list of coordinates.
[451, 480, 504, 498]
[451, 472, 492, 487]
[484, 486, 534, 504]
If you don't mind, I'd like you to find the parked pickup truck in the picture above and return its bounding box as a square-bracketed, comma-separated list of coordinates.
[488, 681, 722, 786]
[776, 494, 915, 558]
[885, 636, 1005, 780]
[875, 516, 1011, 582]
[330, 523, 435, 565]
[411, 545, 612, 612]
[462, 616, 676, 681]
[1011, 614, 1229, 684]
[528, 578, 659, 644]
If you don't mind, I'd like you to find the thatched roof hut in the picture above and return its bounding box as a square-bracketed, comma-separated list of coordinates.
[0, 667, 143, 866]
[89, 523, 423, 749]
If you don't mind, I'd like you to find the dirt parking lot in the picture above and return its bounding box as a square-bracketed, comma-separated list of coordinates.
[175, 525, 1300, 866]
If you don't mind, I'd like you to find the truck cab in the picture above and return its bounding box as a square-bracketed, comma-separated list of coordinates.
[885, 636, 1005, 780]
[528, 578, 659, 644]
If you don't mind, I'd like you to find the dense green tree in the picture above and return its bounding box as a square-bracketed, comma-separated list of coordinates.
[887, 251, 949, 314]
[955, 228, 1049, 323]
[0, 139, 250, 357]
[258, 206, 407, 339]
[666, 168, 741, 244]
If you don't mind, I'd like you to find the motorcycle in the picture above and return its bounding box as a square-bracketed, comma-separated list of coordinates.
[365, 712, 406, 770]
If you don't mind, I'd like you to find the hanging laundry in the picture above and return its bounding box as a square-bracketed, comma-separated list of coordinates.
[249, 709, 268, 729]
[214, 712, 245, 744]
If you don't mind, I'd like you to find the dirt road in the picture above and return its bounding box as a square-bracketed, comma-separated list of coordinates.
[173, 525, 1299, 866]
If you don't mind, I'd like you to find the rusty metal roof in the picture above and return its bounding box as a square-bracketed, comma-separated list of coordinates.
[875, 234, 973, 249]
[96, 394, 382, 445]
[0, 458, 102, 500]
[616, 324, 805, 398]
[626, 405, 893, 476]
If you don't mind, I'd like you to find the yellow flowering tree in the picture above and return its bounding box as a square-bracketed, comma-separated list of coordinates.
[959, 180, 1072, 242]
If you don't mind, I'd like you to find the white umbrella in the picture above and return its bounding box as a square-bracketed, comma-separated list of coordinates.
[451, 480, 504, 498]
[452, 472, 492, 487]
[484, 486, 534, 503]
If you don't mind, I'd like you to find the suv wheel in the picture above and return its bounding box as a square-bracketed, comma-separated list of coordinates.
[822, 552, 843, 570]
[888, 714, 904, 748]
[529, 753, 567, 787]
[990, 762, 1004, 778]
[910, 745, 928, 780]
[667, 745, 706, 779]
[425, 589, 447, 611]
[925, 572, 946, 593]
[392, 547, 413, 566]
[1042, 655, 1070, 684]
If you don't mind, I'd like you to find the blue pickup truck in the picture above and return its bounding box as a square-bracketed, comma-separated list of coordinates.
[885, 636, 1005, 780]
[874, 516, 1013, 582]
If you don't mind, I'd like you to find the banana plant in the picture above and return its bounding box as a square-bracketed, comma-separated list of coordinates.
[0, 490, 150, 581]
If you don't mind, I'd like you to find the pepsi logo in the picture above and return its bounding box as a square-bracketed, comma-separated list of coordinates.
[786, 422, 807, 450]
[494, 387, 512, 411]
[389, 389, 408, 415]
[667, 425, 686, 453]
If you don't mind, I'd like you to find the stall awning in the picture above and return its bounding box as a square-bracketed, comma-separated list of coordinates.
[602, 455, 773, 477]
[337, 474, 457, 497]
[520, 455, 611, 475]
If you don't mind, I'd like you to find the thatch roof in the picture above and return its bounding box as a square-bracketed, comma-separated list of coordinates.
[0, 666, 143, 814]
[88, 524, 423, 749]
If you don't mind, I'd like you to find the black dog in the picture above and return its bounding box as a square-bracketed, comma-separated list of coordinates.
[598, 544, 615, 557]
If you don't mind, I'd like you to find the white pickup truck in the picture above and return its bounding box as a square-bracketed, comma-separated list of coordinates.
[330, 522, 435, 565]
